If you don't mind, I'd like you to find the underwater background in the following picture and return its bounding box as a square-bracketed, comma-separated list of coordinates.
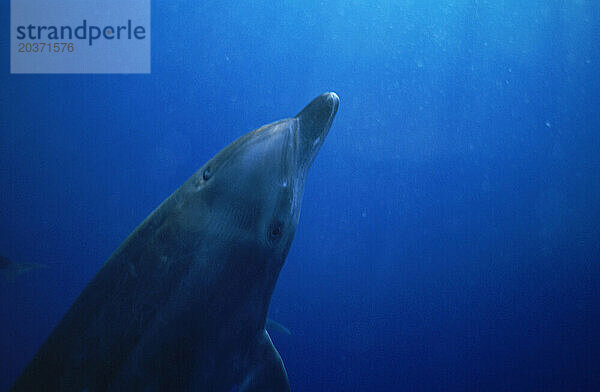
[1, 1, 599, 390]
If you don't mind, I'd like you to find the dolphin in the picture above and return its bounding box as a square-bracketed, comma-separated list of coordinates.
[1, 255, 47, 282]
[11, 92, 339, 392]
[266, 318, 292, 336]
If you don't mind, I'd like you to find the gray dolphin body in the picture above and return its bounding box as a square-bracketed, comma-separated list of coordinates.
[11, 92, 339, 392]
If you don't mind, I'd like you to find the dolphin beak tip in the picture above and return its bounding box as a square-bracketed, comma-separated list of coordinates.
[323, 92, 339, 117]
[326, 91, 339, 106]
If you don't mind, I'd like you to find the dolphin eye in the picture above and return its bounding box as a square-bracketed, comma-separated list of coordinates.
[271, 225, 281, 236]
[202, 166, 212, 181]
[268, 221, 283, 242]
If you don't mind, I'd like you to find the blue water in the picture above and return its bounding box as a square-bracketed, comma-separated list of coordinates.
[1, 1, 599, 391]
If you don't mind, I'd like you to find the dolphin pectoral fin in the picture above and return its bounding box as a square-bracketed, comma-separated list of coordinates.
[239, 330, 290, 392]
[266, 318, 291, 336]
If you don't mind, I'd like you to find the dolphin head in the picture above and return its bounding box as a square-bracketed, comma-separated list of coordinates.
[179, 92, 338, 282]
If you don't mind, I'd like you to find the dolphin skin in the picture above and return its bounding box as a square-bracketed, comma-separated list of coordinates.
[11, 92, 339, 392]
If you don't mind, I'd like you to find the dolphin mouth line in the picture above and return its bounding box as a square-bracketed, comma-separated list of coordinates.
[325, 93, 339, 128]
[314, 92, 339, 149]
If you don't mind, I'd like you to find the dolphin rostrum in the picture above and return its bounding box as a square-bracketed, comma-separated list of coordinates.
[11, 92, 339, 392]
